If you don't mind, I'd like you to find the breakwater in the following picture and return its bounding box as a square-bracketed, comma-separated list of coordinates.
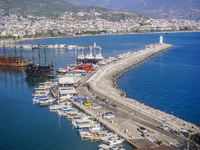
[88, 43, 199, 133]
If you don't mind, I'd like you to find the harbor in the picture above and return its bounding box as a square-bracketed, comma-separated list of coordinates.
[1, 33, 200, 150]
[29, 36, 200, 149]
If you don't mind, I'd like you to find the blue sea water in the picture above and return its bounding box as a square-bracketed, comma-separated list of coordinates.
[0, 32, 199, 150]
[117, 32, 200, 126]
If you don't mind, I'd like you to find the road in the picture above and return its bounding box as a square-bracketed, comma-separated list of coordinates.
[76, 72, 188, 149]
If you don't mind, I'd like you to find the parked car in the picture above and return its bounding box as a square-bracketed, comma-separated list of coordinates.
[111, 102, 117, 108]
[137, 127, 147, 134]
[105, 100, 111, 105]
[83, 101, 93, 106]
[92, 105, 102, 109]
[103, 112, 114, 119]
[158, 124, 168, 130]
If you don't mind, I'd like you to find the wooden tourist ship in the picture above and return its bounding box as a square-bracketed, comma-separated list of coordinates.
[25, 60, 54, 77]
[24, 44, 54, 77]
[0, 44, 30, 67]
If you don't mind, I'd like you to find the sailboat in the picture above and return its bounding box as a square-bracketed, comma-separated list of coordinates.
[0, 43, 31, 67]
[24, 43, 54, 77]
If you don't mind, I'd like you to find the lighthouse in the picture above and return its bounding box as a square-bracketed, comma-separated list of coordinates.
[159, 35, 163, 44]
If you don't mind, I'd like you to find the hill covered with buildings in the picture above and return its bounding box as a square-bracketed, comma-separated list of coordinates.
[0, 0, 144, 21]
[66, 0, 200, 20]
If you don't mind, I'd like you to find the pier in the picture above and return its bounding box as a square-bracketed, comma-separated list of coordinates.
[71, 43, 200, 149]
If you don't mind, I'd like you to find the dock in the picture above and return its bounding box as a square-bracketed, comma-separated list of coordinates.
[45, 42, 200, 149]
[70, 43, 199, 149]
[14, 44, 102, 50]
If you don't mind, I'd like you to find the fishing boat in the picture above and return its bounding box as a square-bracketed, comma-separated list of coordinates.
[39, 98, 55, 105]
[90, 133, 101, 140]
[105, 137, 125, 145]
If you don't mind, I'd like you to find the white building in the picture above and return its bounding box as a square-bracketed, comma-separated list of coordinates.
[59, 87, 77, 100]
[59, 76, 81, 88]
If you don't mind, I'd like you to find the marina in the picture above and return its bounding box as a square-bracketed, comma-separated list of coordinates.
[1, 33, 200, 150]
[27, 36, 200, 149]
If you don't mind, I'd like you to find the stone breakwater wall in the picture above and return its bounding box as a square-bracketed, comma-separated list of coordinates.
[89, 43, 199, 132]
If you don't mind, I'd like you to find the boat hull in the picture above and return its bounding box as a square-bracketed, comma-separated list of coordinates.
[0, 56, 28, 67]
[24, 63, 54, 77]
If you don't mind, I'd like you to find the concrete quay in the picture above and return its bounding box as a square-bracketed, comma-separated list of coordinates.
[89, 43, 199, 133]
[83, 43, 200, 149]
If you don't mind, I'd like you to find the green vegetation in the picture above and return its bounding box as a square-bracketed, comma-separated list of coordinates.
[82, 30, 107, 35]
[156, 139, 163, 145]
[1, 0, 80, 18]
[0, 35, 17, 39]
[0, 0, 143, 21]
[140, 23, 151, 26]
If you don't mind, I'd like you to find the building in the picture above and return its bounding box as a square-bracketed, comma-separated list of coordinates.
[75, 64, 93, 73]
[59, 87, 77, 100]
[58, 76, 81, 88]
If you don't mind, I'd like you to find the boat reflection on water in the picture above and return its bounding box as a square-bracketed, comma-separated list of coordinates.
[0, 65, 24, 75]
[25, 76, 50, 88]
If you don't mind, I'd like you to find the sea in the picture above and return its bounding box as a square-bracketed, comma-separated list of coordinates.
[0, 32, 200, 150]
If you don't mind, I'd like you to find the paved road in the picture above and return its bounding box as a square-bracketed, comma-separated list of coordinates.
[76, 79, 188, 149]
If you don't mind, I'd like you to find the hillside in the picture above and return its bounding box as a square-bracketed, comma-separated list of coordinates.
[0, 0, 81, 18]
[0, 0, 146, 21]
[65, 0, 200, 20]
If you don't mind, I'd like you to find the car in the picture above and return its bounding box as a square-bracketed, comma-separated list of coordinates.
[92, 105, 102, 109]
[111, 102, 117, 108]
[137, 127, 147, 134]
[158, 124, 168, 130]
[83, 101, 93, 106]
[103, 112, 114, 119]
[105, 100, 111, 105]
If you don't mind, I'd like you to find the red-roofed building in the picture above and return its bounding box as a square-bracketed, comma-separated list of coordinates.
[75, 64, 93, 73]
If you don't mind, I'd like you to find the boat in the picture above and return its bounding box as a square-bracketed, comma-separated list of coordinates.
[76, 43, 103, 64]
[0, 44, 31, 67]
[56, 67, 70, 73]
[24, 44, 54, 77]
[33, 89, 50, 97]
[106, 137, 124, 145]
[57, 108, 78, 117]
[90, 133, 101, 140]
[39, 98, 55, 105]
[0, 56, 29, 66]
[49, 103, 71, 111]
[24, 60, 54, 77]
[80, 132, 92, 138]
[32, 96, 51, 103]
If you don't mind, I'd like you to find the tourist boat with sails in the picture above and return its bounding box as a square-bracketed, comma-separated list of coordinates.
[25, 60, 54, 77]
[0, 43, 31, 67]
[24, 44, 54, 77]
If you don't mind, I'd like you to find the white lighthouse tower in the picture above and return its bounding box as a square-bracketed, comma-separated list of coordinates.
[159, 35, 163, 44]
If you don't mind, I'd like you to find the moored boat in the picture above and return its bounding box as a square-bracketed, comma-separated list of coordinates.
[24, 60, 54, 77]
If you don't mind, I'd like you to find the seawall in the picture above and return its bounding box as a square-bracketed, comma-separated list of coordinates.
[88, 43, 199, 132]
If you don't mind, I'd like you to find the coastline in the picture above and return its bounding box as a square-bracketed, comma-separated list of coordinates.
[1, 30, 200, 46]
[88, 43, 200, 133]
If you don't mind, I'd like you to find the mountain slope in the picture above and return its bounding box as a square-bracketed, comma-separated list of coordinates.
[0, 0, 81, 18]
[0, 0, 146, 21]
[65, 0, 200, 20]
